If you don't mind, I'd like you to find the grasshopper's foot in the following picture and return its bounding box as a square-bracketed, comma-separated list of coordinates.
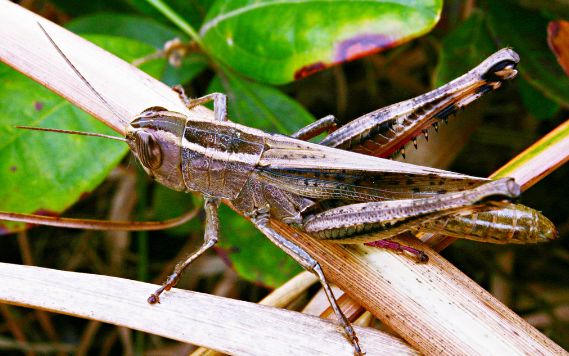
[365, 239, 428, 263]
[345, 324, 364, 355]
[147, 274, 179, 304]
[252, 215, 365, 354]
[172, 85, 188, 104]
[147, 293, 160, 304]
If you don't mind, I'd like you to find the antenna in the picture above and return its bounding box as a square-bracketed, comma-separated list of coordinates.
[16, 126, 127, 142]
[37, 22, 125, 125]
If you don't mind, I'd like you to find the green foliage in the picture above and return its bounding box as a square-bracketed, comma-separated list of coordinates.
[0, 34, 167, 232]
[67, 13, 188, 46]
[487, 1, 569, 107]
[151, 184, 202, 236]
[130, 0, 215, 29]
[518, 79, 560, 120]
[66, 15, 208, 85]
[435, 3, 569, 111]
[217, 205, 303, 287]
[208, 74, 314, 134]
[200, 0, 442, 83]
[434, 10, 495, 86]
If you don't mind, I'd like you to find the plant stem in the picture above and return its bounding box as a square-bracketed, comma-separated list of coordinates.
[145, 0, 205, 48]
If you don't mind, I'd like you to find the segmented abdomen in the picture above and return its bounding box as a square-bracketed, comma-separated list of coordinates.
[418, 203, 557, 244]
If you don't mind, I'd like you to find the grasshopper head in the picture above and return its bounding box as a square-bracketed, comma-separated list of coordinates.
[126, 107, 188, 192]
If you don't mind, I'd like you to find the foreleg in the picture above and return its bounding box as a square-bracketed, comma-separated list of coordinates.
[148, 197, 220, 304]
[173, 85, 228, 122]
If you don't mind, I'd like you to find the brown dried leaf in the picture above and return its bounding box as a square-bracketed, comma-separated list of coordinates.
[548, 20, 569, 77]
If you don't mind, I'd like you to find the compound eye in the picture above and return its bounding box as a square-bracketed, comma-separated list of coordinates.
[134, 131, 162, 169]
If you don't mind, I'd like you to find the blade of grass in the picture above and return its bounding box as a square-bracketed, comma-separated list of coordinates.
[0, 262, 416, 355]
[491, 118, 569, 186]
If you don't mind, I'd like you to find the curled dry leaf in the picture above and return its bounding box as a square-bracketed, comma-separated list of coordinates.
[547, 20, 569, 77]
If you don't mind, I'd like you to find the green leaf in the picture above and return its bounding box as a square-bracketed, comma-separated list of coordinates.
[518, 78, 560, 120]
[217, 205, 302, 288]
[50, 0, 133, 16]
[151, 184, 201, 236]
[86, 35, 167, 74]
[208, 72, 314, 134]
[67, 14, 208, 86]
[514, 0, 569, 19]
[434, 10, 496, 86]
[200, 0, 442, 84]
[487, 1, 569, 107]
[161, 54, 209, 87]
[129, 0, 215, 30]
[67, 13, 187, 47]
[0, 35, 165, 234]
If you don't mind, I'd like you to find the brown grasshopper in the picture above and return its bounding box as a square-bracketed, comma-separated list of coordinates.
[0, 23, 557, 355]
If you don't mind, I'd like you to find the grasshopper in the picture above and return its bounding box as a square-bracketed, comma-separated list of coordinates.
[0, 23, 557, 355]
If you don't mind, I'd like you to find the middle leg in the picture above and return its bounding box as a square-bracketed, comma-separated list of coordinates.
[291, 115, 338, 140]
